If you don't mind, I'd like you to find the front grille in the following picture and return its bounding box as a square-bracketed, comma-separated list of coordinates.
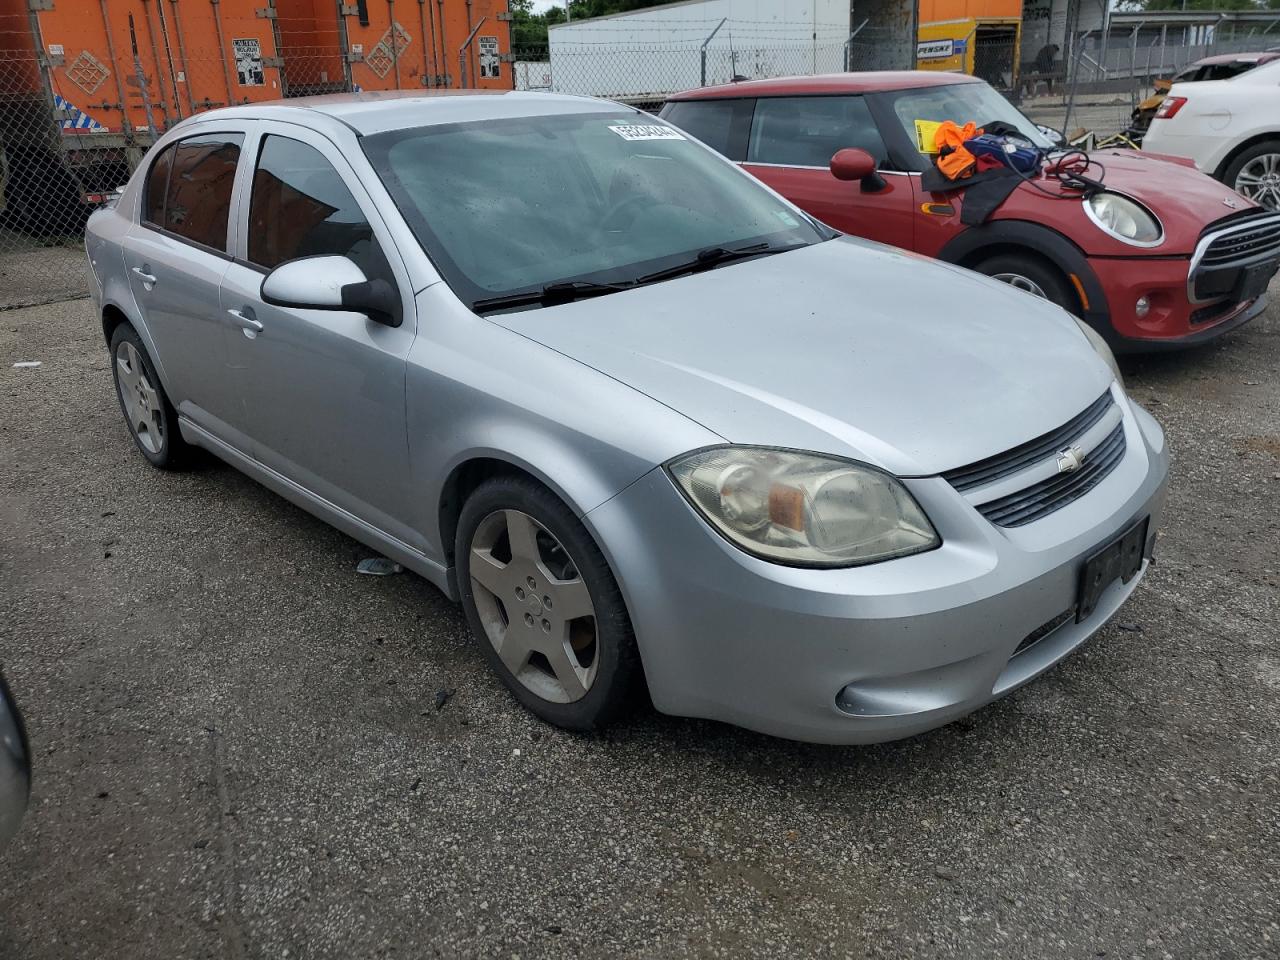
[942, 391, 1115, 493]
[1199, 214, 1280, 268]
[1013, 610, 1073, 656]
[1190, 300, 1237, 326]
[974, 422, 1127, 527]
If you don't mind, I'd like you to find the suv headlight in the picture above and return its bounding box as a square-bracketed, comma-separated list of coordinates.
[667, 447, 940, 567]
[1072, 316, 1124, 387]
[1084, 192, 1162, 246]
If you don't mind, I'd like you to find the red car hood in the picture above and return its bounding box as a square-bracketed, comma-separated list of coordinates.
[997, 150, 1260, 256]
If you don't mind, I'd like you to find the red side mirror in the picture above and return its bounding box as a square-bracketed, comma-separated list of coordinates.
[830, 147, 877, 182]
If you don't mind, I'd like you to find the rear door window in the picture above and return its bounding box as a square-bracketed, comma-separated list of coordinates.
[746, 96, 887, 168]
[246, 134, 393, 286]
[661, 99, 753, 160]
[142, 145, 173, 226]
[153, 134, 243, 251]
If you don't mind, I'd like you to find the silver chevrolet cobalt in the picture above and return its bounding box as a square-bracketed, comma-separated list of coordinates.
[85, 91, 1168, 743]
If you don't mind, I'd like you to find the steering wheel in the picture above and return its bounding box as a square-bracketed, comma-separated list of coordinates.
[600, 193, 650, 232]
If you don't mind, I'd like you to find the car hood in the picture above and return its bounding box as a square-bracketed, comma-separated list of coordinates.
[491, 238, 1115, 477]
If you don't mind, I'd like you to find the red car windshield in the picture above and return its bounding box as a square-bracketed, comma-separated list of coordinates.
[882, 82, 1056, 158]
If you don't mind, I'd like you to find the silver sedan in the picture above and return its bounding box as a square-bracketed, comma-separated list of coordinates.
[85, 92, 1168, 743]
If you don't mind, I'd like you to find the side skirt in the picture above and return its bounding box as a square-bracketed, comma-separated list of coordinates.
[179, 417, 457, 600]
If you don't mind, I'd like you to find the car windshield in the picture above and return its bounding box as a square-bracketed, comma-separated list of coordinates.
[885, 81, 1055, 158]
[362, 112, 827, 309]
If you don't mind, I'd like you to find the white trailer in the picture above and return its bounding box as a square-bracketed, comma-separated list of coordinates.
[545, 0, 852, 102]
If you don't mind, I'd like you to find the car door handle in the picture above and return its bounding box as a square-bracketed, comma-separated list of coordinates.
[131, 266, 157, 284]
[226, 308, 264, 337]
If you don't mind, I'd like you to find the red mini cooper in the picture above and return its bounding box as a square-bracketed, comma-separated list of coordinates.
[662, 72, 1280, 350]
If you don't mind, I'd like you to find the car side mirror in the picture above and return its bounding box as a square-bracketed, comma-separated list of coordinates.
[1035, 123, 1067, 149]
[830, 148, 887, 193]
[260, 255, 401, 327]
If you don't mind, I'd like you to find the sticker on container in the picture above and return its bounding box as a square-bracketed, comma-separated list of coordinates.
[608, 124, 686, 142]
[478, 36, 500, 79]
[233, 38, 264, 86]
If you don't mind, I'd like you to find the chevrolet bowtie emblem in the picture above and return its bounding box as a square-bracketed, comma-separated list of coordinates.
[1056, 445, 1086, 474]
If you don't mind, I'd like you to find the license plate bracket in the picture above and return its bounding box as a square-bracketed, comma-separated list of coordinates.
[1077, 517, 1148, 622]
[1236, 259, 1279, 302]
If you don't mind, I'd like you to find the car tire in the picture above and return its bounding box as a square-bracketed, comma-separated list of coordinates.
[455, 475, 642, 731]
[1221, 140, 1280, 211]
[974, 253, 1077, 313]
[109, 323, 190, 469]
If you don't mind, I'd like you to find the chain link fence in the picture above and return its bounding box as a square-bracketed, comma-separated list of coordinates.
[0, 2, 507, 309]
[512, 26, 911, 108]
[1019, 16, 1280, 151]
[6, 6, 1280, 311]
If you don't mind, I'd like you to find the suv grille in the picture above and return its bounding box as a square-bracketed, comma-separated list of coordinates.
[942, 391, 1114, 493]
[942, 390, 1125, 527]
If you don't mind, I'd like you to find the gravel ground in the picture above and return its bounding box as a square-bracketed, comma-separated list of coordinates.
[1, 292, 1279, 959]
[0, 231, 93, 311]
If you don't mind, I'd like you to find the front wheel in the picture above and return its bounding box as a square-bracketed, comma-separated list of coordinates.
[1222, 140, 1280, 211]
[455, 476, 642, 731]
[973, 252, 1077, 314]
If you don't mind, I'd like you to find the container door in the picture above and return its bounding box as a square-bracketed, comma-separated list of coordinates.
[741, 95, 915, 250]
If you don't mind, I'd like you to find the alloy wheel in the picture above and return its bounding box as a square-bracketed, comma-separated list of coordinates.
[1235, 153, 1280, 210]
[468, 509, 599, 703]
[991, 273, 1048, 299]
[115, 340, 165, 454]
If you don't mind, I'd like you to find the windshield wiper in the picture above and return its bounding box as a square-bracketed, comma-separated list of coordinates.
[634, 241, 793, 285]
[470, 242, 803, 313]
[471, 280, 633, 314]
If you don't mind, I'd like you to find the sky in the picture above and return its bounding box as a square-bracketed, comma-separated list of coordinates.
[529, 0, 559, 10]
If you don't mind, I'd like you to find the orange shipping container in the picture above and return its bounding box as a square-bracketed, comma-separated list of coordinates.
[0, 0, 511, 136]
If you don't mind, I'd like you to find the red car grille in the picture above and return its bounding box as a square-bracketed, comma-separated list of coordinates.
[1199, 215, 1280, 268]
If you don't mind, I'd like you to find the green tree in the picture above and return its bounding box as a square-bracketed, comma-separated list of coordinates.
[509, 0, 550, 49]
[510, 0, 677, 51]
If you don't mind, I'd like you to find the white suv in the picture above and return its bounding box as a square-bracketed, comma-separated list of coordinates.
[1144, 58, 1280, 210]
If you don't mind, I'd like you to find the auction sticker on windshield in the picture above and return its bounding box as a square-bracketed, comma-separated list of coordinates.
[609, 124, 686, 141]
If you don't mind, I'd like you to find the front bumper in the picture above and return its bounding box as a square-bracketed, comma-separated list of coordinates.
[1086, 254, 1268, 349]
[585, 397, 1170, 744]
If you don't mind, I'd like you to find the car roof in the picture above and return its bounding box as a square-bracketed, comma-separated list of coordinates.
[1192, 51, 1279, 66]
[666, 71, 983, 101]
[179, 89, 637, 136]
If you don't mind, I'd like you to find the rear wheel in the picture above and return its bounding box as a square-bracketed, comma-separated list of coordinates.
[974, 252, 1077, 314]
[455, 475, 641, 731]
[1222, 140, 1280, 211]
[109, 324, 190, 469]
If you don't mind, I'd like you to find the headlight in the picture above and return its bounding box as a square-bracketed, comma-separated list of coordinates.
[667, 447, 940, 567]
[1084, 192, 1162, 246]
[1073, 316, 1124, 387]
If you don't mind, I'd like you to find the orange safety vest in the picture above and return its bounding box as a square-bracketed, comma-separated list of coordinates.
[934, 120, 984, 180]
